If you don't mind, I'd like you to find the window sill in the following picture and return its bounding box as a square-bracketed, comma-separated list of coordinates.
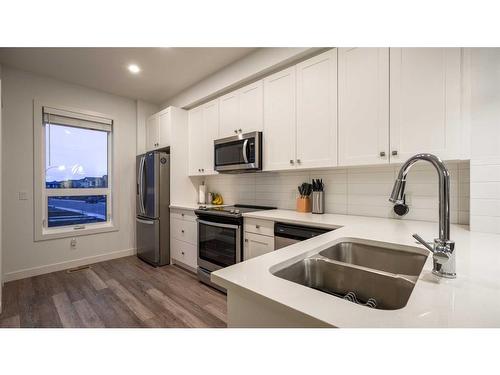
[35, 221, 119, 241]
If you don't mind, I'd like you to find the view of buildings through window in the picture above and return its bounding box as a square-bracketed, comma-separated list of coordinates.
[45, 123, 109, 227]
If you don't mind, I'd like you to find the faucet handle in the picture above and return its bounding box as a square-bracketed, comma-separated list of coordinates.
[412, 233, 434, 252]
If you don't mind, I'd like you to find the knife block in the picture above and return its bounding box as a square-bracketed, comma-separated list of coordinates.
[296, 197, 311, 213]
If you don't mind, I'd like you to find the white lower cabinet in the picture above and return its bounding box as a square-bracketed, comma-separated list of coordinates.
[171, 238, 197, 270]
[170, 209, 198, 270]
[244, 232, 275, 261]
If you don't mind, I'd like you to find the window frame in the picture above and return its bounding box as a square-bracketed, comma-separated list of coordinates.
[34, 100, 120, 241]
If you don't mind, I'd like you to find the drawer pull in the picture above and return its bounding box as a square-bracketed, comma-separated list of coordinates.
[181, 251, 185, 255]
[181, 230, 185, 233]
[255, 225, 260, 229]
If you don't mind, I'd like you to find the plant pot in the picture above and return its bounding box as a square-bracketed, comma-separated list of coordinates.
[296, 197, 311, 213]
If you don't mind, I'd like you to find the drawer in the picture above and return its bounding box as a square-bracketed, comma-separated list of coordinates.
[244, 232, 275, 260]
[171, 238, 197, 269]
[171, 217, 197, 245]
[170, 208, 197, 223]
[244, 218, 274, 236]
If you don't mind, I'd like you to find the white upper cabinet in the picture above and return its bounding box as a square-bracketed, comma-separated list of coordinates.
[218, 90, 239, 138]
[263, 67, 297, 171]
[202, 99, 219, 174]
[296, 49, 338, 169]
[188, 99, 219, 176]
[218, 80, 263, 138]
[238, 80, 263, 134]
[188, 106, 204, 176]
[338, 48, 389, 166]
[390, 48, 462, 162]
[145, 108, 172, 151]
[158, 108, 171, 148]
[145, 113, 160, 151]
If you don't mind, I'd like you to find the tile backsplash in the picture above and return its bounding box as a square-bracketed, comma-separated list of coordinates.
[204, 161, 470, 225]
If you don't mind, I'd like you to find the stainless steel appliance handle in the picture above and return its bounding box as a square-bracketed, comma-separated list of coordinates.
[197, 219, 240, 230]
[139, 156, 146, 214]
[242, 139, 249, 164]
[136, 217, 154, 225]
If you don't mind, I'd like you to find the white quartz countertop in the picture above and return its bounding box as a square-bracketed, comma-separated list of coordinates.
[211, 209, 500, 327]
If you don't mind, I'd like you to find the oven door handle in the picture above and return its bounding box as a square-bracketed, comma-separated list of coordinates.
[242, 139, 249, 164]
[197, 219, 240, 230]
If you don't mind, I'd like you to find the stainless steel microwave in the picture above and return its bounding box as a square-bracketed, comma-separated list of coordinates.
[214, 131, 262, 173]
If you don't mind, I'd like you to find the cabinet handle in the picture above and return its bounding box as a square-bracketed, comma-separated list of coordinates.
[289, 159, 294, 164]
[238, 129, 242, 133]
[244, 238, 248, 242]
[255, 224, 260, 229]
[379, 151, 386, 157]
[296, 159, 301, 164]
[234, 129, 238, 134]
[181, 251, 185, 255]
[392, 150, 398, 156]
[181, 230, 185, 233]
[181, 213, 184, 217]
[202, 168, 205, 172]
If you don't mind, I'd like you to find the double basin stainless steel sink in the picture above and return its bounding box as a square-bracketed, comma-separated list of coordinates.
[273, 240, 428, 310]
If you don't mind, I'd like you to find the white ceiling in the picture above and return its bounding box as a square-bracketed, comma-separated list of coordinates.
[0, 48, 258, 104]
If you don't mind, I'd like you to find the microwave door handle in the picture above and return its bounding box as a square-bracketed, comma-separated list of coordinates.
[242, 139, 249, 164]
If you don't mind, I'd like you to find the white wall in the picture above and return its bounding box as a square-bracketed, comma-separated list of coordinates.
[163, 48, 320, 109]
[470, 48, 500, 233]
[205, 161, 470, 225]
[136, 99, 159, 155]
[2, 67, 137, 281]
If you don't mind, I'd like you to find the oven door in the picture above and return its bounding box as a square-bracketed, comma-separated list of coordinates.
[214, 131, 261, 172]
[197, 219, 241, 272]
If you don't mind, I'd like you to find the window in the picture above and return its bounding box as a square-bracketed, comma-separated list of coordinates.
[34, 102, 117, 240]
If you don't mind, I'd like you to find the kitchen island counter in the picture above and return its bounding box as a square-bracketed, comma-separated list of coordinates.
[211, 209, 500, 327]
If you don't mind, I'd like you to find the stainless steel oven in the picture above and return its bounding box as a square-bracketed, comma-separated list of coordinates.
[194, 204, 275, 292]
[214, 131, 262, 173]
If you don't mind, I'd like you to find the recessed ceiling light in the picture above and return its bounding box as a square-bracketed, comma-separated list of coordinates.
[128, 64, 141, 74]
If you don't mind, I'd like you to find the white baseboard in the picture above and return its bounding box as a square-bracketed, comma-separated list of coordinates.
[3, 248, 137, 282]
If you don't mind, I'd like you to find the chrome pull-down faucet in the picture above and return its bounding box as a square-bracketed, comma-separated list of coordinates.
[389, 153, 456, 278]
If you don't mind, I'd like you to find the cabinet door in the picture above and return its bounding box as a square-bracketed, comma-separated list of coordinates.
[338, 48, 389, 166]
[146, 114, 159, 151]
[239, 79, 263, 133]
[158, 109, 171, 148]
[219, 91, 239, 138]
[263, 67, 296, 171]
[201, 99, 219, 174]
[188, 107, 204, 176]
[244, 232, 274, 260]
[390, 48, 462, 162]
[296, 49, 338, 169]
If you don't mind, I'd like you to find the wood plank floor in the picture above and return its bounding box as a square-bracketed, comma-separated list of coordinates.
[0, 256, 227, 328]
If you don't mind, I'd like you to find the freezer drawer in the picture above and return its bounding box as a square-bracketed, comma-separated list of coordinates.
[136, 217, 160, 265]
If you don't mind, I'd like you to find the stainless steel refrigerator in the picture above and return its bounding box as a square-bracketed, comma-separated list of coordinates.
[136, 151, 170, 266]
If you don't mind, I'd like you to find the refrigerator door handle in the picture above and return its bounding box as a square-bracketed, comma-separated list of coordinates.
[138, 155, 146, 215]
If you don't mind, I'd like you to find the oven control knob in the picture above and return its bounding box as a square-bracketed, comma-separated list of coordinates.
[234, 210, 240, 214]
[230, 209, 235, 214]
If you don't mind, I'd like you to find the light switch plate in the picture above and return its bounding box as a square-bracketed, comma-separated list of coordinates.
[18, 191, 28, 200]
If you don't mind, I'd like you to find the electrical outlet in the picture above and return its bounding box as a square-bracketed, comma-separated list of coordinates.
[70, 238, 77, 249]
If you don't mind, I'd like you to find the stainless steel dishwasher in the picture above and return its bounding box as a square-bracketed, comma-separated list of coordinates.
[274, 222, 331, 250]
